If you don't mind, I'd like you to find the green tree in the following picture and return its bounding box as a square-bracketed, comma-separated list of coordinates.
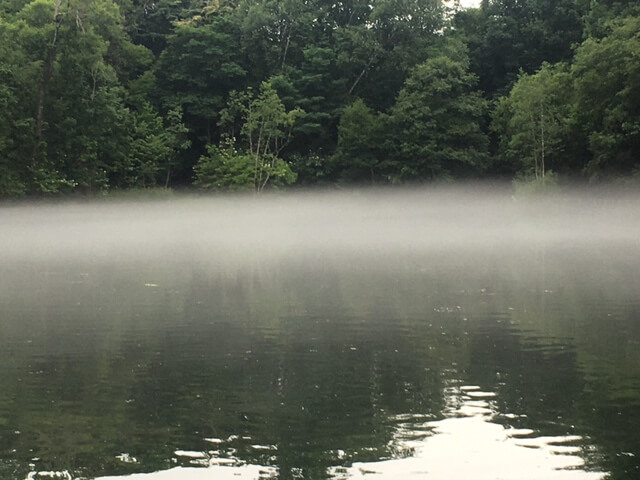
[570, 16, 640, 178]
[388, 44, 489, 181]
[0, 15, 35, 196]
[155, 10, 245, 142]
[333, 99, 387, 184]
[196, 81, 301, 192]
[242, 82, 302, 191]
[493, 63, 572, 181]
[453, 0, 586, 98]
[0, 0, 164, 194]
[583, 0, 640, 39]
[233, 0, 319, 82]
[124, 0, 200, 55]
[272, 46, 347, 154]
[335, 0, 445, 111]
[125, 105, 190, 188]
[193, 138, 255, 191]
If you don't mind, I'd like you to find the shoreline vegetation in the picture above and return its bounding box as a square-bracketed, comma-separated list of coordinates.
[0, 0, 639, 198]
[2, 180, 639, 210]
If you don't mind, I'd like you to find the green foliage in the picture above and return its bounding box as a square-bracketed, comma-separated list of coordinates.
[0, 0, 638, 195]
[193, 140, 255, 191]
[570, 16, 640, 179]
[155, 13, 246, 144]
[333, 99, 387, 183]
[583, 0, 640, 39]
[453, 0, 587, 97]
[491, 14, 640, 183]
[0, 18, 33, 195]
[233, 0, 318, 82]
[0, 0, 190, 194]
[493, 63, 572, 180]
[230, 81, 302, 192]
[388, 43, 489, 181]
[197, 81, 300, 192]
[122, 105, 191, 188]
[288, 152, 335, 185]
[194, 139, 296, 191]
[242, 82, 304, 154]
[334, 0, 445, 111]
[274, 46, 347, 153]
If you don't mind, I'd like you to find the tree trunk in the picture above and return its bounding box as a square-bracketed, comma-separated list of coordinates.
[31, 1, 65, 169]
[349, 53, 377, 95]
[540, 103, 545, 182]
[164, 165, 172, 188]
[32, 55, 55, 166]
[281, 25, 292, 71]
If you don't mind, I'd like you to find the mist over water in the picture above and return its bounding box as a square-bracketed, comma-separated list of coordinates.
[1, 187, 639, 262]
[1, 187, 640, 480]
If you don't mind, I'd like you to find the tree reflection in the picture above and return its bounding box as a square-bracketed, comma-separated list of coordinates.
[0, 244, 639, 479]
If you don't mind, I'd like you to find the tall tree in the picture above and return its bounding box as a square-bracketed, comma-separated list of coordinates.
[0, 16, 34, 195]
[233, 0, 321, 82]
[387, 43, 489, 181]
[272, 46, 347, 155]
[571, 16, 640, 178]
[0, 0, 170, 193]
[155, 9, 245, 153]
[335, 0, 445, 111]
[493, 63, 572, 180]
[333, 98, 387, 183]
[453, 0, 586, 97]
[583, 0, 640, 39]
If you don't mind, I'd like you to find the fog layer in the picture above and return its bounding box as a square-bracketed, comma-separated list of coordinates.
[1, 188, 638, 263]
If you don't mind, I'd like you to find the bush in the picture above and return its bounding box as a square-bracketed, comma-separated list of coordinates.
[193, 142, 255, 191]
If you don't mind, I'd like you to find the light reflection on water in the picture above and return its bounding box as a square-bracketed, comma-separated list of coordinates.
[89, 385, 606, 480]
[331, 385, 605, 480]
[1, 191, 640, 480]
[97, 465, 277, 480]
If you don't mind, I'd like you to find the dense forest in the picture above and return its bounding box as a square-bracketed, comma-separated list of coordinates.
[0, 0, 638, 195]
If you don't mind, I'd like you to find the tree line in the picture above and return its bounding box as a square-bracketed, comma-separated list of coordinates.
[0, 0, 638, 195]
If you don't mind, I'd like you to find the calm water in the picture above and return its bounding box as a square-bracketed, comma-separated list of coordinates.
[1, 190, 639, 480]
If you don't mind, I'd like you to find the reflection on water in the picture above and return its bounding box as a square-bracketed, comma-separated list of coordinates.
[98, 465, 277, 480]
[1, 191, 639, 480]
[333, 385, 605, 480]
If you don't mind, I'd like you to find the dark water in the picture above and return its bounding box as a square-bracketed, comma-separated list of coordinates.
[1, 191, 639, 480]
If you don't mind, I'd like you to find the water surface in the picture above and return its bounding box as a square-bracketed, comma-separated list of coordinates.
[1, 189, 639, 480]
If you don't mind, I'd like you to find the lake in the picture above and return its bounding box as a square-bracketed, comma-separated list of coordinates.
[1, 188, 639, 480]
